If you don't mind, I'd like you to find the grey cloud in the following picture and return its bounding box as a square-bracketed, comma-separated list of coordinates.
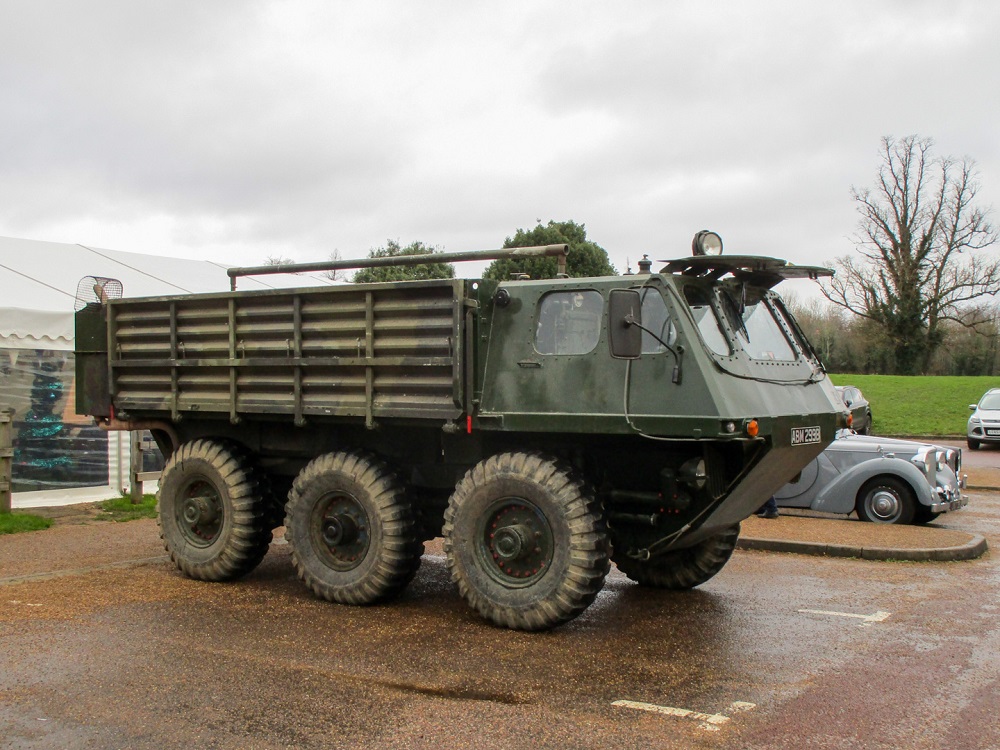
[0, 0, 996, 276]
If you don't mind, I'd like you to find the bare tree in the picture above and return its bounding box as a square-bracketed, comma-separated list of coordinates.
[263, 255, 294, 266]
[323, 249, 346, 282]
[823, 135, 999, 374]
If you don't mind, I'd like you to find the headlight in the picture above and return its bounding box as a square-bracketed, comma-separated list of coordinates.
[911, 449, 934, 479]
[692, 230, 724, 256]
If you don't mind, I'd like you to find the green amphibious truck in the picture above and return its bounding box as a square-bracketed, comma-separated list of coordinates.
[75, 231, 845, 630]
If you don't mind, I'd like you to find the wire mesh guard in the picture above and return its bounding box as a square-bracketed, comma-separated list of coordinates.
[74, 276, 123, 311]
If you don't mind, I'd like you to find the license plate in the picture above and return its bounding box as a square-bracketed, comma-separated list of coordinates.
[987, 429, 1000, 436]
[791, 426, 821, 445]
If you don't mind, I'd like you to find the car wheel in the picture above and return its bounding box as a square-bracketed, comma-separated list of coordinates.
[967, 438, 980, 450]
[855, 476, 916, 525]
[914, 507, 942, 525]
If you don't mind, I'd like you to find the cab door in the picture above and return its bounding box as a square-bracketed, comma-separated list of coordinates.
[478, 285, 620, 426]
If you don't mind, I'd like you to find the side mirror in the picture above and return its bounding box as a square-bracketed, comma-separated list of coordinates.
[609, 289, 642, 359]
[970, 404, 977, 411]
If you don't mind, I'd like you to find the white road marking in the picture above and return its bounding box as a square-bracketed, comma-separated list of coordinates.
[612, 699, 756, 732]
[798, 608, 891, 626]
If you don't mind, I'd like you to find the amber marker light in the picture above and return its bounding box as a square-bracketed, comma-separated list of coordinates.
[746, 419, 759, 437]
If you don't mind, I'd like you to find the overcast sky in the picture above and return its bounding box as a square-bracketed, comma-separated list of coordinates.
[1, 1, 998, 299]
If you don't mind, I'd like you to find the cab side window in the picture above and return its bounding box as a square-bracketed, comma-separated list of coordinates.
[639, 289, 675, 354]
[535, 291, 603, 355]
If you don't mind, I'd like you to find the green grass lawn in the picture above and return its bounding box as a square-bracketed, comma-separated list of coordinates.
[0, 512, 53, 535]
[97, 493, 158, 522]
[829, 374, 998, 437]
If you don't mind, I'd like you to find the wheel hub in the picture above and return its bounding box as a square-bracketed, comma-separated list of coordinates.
[322, 514, 360, 546]
[182, 495, 219, 526]
[482, 500, 552, 585]
[869, 489, 900, 520]
[177, 479, 224, 545]
[493, 524, 531, 562]
[314, 494, 370, 570]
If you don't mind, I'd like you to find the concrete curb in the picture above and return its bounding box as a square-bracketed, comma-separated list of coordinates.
[737, 534, 989, 562]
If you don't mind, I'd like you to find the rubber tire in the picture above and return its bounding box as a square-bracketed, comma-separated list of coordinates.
[914, 507, 942, 525]
[613, 525, 740, 590]
[285, 451, 423, 605]
[158, 439, 272, 581]
[967, 438, 980, 450]
[443, 452, 610, 631]
[859, 412, 872, 435]
[855, 476, 916, 524]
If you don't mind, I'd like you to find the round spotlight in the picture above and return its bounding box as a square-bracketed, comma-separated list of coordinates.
[679, 457, 707, 491]
[692, 230, 724, 256]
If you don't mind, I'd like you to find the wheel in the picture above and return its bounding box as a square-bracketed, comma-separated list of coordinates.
[855, 476, 916, 524]
[285, 451, 423, 605]
[914, 507, 942, 525]
[613, 525, 740, 589]
[443, 452, 610, 631]
[859, 413, 872, 435]
[157, 439, 272, 581]
[967, 438, 980, 450]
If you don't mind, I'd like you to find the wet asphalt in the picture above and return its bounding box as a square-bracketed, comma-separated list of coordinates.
[1, 456, 999, 749]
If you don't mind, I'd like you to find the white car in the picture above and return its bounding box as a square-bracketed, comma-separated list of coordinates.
[967, 388, 1000, 450]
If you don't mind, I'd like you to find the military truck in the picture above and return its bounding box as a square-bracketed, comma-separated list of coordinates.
[75, 231, 844, 630]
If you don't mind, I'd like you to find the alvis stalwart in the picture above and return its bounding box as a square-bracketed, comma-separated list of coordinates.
[75, 231, 845, 630]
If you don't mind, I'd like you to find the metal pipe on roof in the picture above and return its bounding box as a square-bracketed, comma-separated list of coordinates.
[227, 244, 570, 290]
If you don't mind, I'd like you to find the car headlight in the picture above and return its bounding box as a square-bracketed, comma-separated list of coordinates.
[911, 449, 935, 479]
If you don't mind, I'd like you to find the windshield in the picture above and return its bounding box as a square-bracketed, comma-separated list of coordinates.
[770, 297, 821, 365]
[979, 393, 1000, 410]
[719, 290, 796, 361]
[683, 286, 729, 356]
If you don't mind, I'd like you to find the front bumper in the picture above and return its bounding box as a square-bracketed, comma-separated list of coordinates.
[968, 423, 1000, 442]
[930, 485, 968, 514]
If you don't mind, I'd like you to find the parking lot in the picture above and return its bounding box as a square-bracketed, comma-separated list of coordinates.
[1, 482, 998, 749]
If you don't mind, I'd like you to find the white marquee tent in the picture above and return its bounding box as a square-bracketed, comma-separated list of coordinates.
[0, 235, 334, 507]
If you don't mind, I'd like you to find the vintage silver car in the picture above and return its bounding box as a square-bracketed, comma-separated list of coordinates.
[774, 430, 967, 524]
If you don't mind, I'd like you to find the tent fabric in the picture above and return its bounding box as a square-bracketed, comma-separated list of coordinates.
[0, 235, 336, 315]
[0, 307, 74, 351]
[0, 235, 338, 507]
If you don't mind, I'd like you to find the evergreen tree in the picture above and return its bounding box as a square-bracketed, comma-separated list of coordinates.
[352, 240, 455, 283]
[484, 220, 616, 280]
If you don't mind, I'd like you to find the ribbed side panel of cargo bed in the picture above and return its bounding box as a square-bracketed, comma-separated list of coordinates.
[109, 281, 465, 425]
